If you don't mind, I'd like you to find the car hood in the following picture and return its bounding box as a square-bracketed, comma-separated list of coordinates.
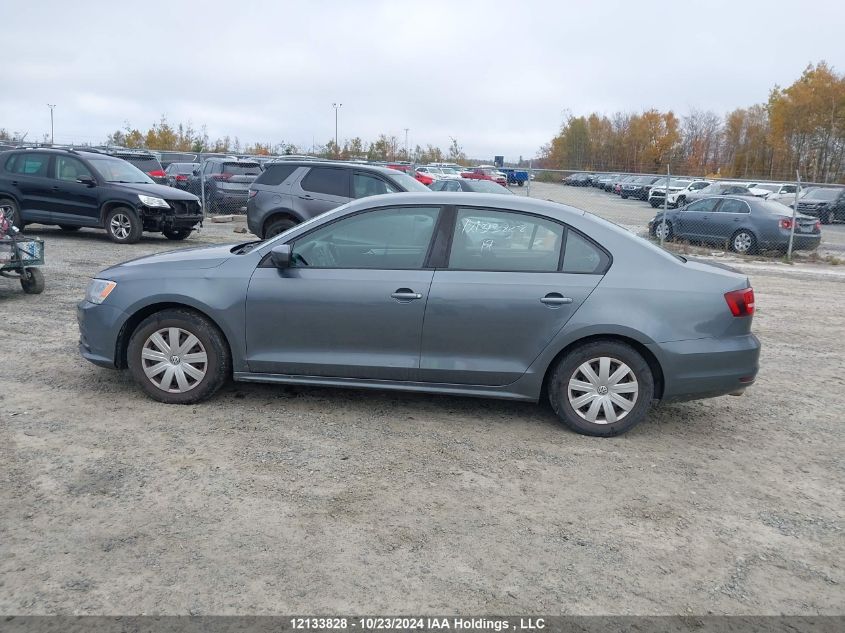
[100, 243, 236, 276]
[109, 181, 200, 201]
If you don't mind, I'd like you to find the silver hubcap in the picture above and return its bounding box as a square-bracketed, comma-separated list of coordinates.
[110, 214, 132, 239]
[567, 357, 638, 425]
[734, 233, 753, 253]
[141, 327, 208, 393]
[655, 222, 670, 239]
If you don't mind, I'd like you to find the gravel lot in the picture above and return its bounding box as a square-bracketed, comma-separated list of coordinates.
[1, 189, 843, 616]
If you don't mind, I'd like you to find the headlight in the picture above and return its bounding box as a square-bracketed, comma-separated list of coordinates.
[85, 279, 117, 304]
[138, 194, 170, 208]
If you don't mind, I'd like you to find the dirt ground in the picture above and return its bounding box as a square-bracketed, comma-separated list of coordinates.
[1, 190, 843, 615]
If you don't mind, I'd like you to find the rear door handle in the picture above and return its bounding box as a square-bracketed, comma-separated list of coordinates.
[540, 293, 574, 306]
[298, 194, 313, 200]
[391, 288, 422, 302]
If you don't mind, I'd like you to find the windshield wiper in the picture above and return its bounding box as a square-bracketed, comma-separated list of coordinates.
[231, 240, 263, 254]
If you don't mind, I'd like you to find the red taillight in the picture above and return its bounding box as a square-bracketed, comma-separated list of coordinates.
[175, 174, 188, 181]
[815, 220, 821, 231]
[248, 189, 257, 198]
[779, 218, 793, 230]
[724, 287, 755, 317]
[148, 170, 166, 178]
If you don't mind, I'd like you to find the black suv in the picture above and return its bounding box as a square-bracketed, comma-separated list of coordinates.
[0, 148, 203, 243]
[796, 187, 845, 224]
[247, 161, 430, 238]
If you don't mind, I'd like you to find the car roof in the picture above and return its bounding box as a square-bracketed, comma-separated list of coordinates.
[264, 160, 403, 177]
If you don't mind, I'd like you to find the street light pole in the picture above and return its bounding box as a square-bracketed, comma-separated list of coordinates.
[404, 128, 409, 161]
[332, 103, 342, 155]
[47, 104, 56, 145]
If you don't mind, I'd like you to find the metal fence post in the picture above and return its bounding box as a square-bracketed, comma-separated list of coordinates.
[659, 164, 669, 247]
[527, 160, 532, 197]
[199, 163, 206, 215]
[786, 170, 801, 261]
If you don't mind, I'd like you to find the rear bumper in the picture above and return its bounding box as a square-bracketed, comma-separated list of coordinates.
[650, 334, 761, 403]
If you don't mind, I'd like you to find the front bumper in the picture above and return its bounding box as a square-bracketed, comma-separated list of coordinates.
[77, 300, 127, 369]
[651, 333, 761, 402]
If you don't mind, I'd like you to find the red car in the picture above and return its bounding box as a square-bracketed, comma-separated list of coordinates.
[460, 166, 507, 187]
[414, 170, 435, 186]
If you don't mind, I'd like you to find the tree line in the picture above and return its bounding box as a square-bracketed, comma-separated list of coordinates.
[538, 62, 845, 183]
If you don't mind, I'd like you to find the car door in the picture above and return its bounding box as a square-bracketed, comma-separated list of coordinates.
[245, 205, 442, 380]
[675, 198, 722, 239]
[6, 153, 54, 223]
[48, 155, 100, 225]
[418, 207, 606, 386]
[291, 166, 351, 218]
[709, 197, 750, 242]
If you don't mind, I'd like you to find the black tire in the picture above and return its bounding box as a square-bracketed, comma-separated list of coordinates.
[517, 181, 524, 187]
[20, 267, 45, 294]
[621, 194, 628, 199]
[730, 229, 758, 254]
[676, 196, 686, 207]
[105, 207, 142, 244]
[820, 210, 832, 225]
[548, 340, 654, 437]
[127, 309, 231, 405]
[162, 228, 192, 241]
[264, 216, 297, 239]
[59, 225, 80, 232]
[0, 197, 23, 229]
[650, 201, 659, 208]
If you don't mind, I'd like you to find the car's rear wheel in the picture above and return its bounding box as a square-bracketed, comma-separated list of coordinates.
[162, 228, 192, 241]
[105, 207, 142, 244]
[0, 197, 23, 229]
[548, 340, 654, 437]
[820, 210, 832, 225]
[731, 230, 757, 254]
[127, 309, 230, 404]
[264, 217, 297, 239]
[59, 225, 80, 232]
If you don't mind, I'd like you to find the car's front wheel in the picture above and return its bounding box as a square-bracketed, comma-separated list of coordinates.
[653, 220, 673, 241]
[127, 309, 231, 404]
[105, 207, 142, 244]
[548, 340, 654, 437]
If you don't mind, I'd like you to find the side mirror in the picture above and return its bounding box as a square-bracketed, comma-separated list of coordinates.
[77, 175, 96, 186]
[270, 244, 292, 268]
[192, 169, 200, 176]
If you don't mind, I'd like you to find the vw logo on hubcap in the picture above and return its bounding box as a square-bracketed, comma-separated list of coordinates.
[597, 385, 609, 395]
[169, 355, 181, 365]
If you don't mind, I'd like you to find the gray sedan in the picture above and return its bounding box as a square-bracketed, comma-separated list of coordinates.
[649, 196, 821, 254]
[78, 193, 760, 437]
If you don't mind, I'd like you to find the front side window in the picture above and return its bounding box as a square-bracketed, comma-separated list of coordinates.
[55, 156, 93, 182]
[301, 167, 349, 197]
[8, 153, 50, 176]
[690, 181, 710, 191]
[352, 172, 398, 198]
[291, 206, 440, 269]
[448, 208, 563, 272]
[685, 198, 721, 213]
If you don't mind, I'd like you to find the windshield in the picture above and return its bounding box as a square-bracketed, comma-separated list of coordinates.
[440, 167, 460, 174]
[802, 187, 839, 201]
[88, 157, 154, 183]
[389, 172, 432, 192]
[466, 180, 513, 194]
[755, 183, 780, 192]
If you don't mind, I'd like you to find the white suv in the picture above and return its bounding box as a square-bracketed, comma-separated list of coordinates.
[669, 180, 712, 208]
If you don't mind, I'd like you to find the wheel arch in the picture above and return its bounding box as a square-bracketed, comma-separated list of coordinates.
[100, 199, 139, 225]
[114, 301, 234, 370]
[540, 333, 665, 402]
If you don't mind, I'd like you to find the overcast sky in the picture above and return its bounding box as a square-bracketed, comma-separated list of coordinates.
[2, 0, 844, 160]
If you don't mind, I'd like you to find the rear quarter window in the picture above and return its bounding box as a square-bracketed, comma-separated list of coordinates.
[255, 164, 298, 186]
[562, 230, 610, 274]
[301, 167, 350, 197]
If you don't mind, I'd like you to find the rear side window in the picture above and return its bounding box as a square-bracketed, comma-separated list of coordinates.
[562, 231, 607, 274]
[448, 208, 563, 272]
[718, 198, 750, 214]
[256, 164, 298, 186]
[7, 153, 50, 176]
[301, 167, 349, 197]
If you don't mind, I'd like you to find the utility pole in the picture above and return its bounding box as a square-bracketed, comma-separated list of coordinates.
[47, 104, 56, 145]
[404, 128, 409, 161]
[332, 103, 342, 155]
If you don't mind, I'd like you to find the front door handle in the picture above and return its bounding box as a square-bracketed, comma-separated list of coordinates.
[540, 293, 573, 306]
[391, 288, 422, 302]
